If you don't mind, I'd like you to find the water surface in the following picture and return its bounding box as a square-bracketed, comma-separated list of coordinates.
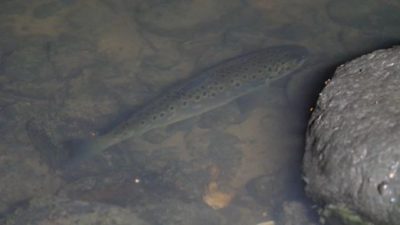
[0, 0, 399, 224]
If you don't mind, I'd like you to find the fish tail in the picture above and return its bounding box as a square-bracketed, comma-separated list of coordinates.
[25, 119, 99, 170]
[61, 139, 100, 167]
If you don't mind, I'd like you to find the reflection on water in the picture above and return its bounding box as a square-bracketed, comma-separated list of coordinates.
[0, 0, 399, 224]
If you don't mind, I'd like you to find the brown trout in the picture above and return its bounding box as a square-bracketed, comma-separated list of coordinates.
[28, 45, 309, 167]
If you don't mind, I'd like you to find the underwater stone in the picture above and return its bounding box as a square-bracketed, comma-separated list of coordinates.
[0, 1, 26, 15]
[303, 46, 400, 224]
[140, 199, 222, 225]
[5, 196, 150, 225]
[279, 201, 317, 225]
[3, 45, 53, 82]
[327, 0, 400, 32]
[33, 2, 63, 19]
[133, 0, 242, 34]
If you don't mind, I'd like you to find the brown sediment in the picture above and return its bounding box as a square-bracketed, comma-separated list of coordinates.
[225, 109, 274, 190]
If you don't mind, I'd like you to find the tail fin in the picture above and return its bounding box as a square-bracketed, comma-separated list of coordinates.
[61, 139, 98, 168]
[26, 119, 105, 173]
[25, 119, 69, 169]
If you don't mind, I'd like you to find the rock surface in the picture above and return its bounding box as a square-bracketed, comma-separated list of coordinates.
[5, 196, 150, 225]
[303, 46, 400, 224]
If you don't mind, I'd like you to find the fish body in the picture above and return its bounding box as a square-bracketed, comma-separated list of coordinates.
[71, 45, 309, 161]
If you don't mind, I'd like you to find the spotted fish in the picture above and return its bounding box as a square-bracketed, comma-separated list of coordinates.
[28, 45, 309, 167]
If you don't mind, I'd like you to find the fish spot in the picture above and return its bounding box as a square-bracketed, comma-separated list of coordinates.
[195, 95, 200, 100]
[160, 112, 165, 117]
[152, 116, 157, 120]
[211, 92, 216, 97]
[235, 82, 241, 87]
[169, 106, 174, 111]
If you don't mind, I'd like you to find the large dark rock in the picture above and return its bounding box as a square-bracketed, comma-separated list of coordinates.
[303, 46, 400, 224]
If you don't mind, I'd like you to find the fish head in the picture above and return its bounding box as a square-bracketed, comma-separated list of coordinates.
[259, 45, 309, 83]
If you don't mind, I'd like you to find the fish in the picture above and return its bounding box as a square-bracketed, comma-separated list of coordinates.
[28, 45, 309, 167]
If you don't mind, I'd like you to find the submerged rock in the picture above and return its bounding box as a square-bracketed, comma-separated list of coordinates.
[140, 199, 222, 225]
[327, 0, 400, 33]
[279, 201, 317, 225]
[303, 46, 400, 224]
[5, 196, 150, 225]
[133, 0, 242, 35]
[246, 173, 291, 209]
[0, 141, 62, 216]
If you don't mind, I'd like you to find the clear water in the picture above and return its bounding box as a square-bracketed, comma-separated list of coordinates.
[0, 0, 399, 224]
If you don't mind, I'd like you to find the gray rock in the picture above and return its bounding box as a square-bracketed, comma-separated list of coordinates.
[279, 201, 317, 225]
[140, 199, 222, 225]
[5, 196, 150, 225]
[0, 141, 62, 215]
[33, 2, 64, 19]
[3, 45, 53, 82]
[246, 172, 293, 209]
[327, 0, 400, 33]
[0, 1, 26, 15]
[133, 0, 242, 36]
[303, 46, 400, 224]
